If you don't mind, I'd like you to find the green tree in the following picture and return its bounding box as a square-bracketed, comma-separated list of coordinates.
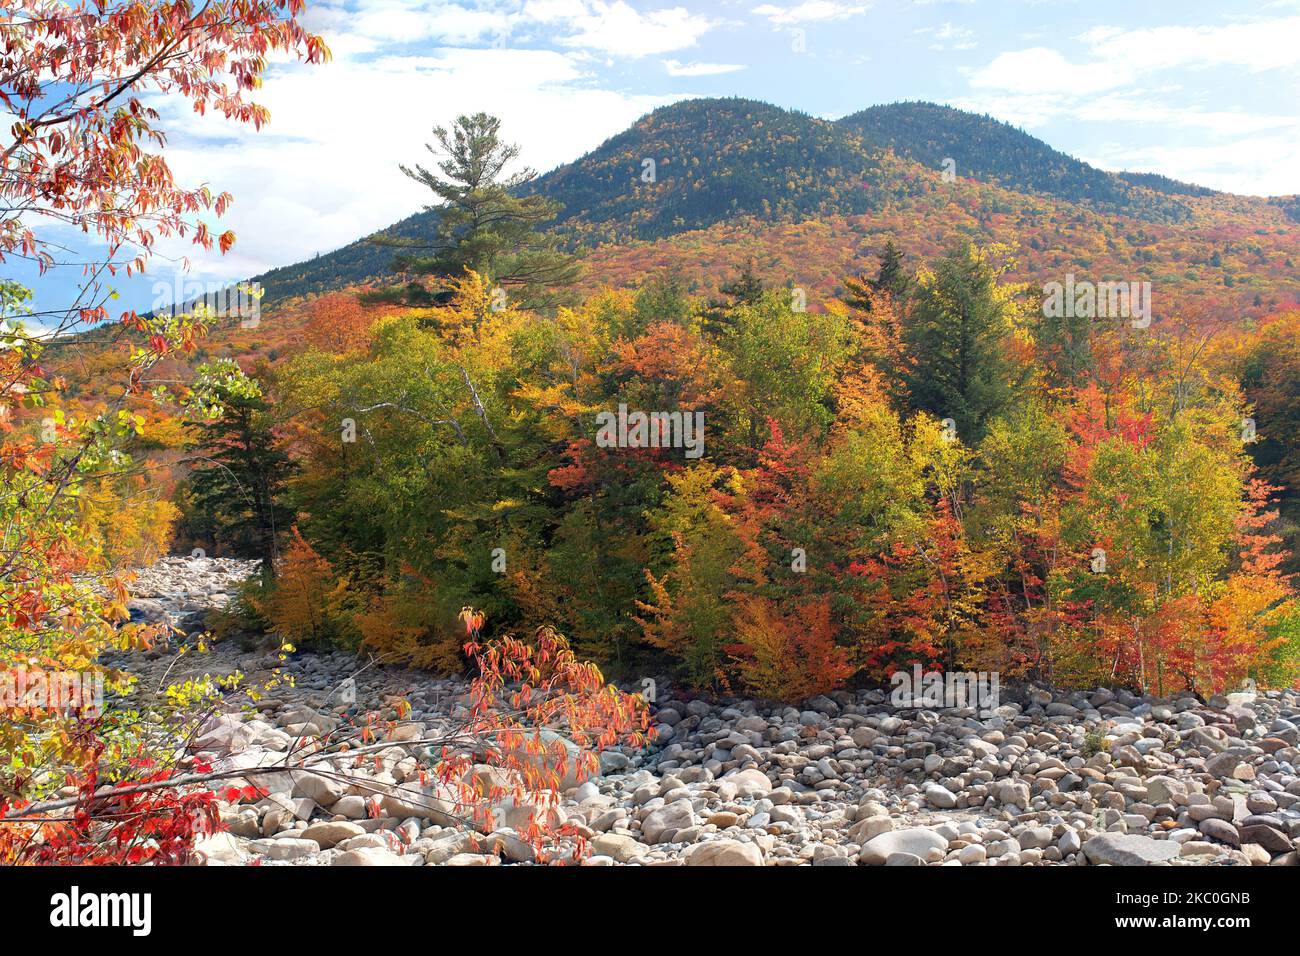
[721, 290, 854, 454]
[896, 243, 1026, 442]
[183, 361, 295, 576]
[702, 259, 766, 336]
[843, 238, 909, 311]
[381, 112, 581, 308]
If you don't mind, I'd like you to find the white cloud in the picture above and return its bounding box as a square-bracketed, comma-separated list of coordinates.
[146, 45, 678, 284]
[308, 1, 719, 58]
[663, 58, 745, 76]
[751, 2, 870, 26]
[916, 21, 976, 51]
[1085, 133, 1300, 197]
[957, 13, 1300, 194]
[1072, 96, 1297, 136]
[970, 47, 1130, 96]
[538, 1, 717, 57]
[969, 16, 1300, 98]
[309, 1, 514, 47]
[1076, 18, 1300, 74]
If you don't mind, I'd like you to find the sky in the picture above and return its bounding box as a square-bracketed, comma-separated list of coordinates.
[12, 0, 1300, 318]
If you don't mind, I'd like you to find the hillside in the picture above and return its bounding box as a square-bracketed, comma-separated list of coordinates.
[838, 101, 1203, 221]
[257, 98, 903, 302]
[253, 98, 1296, 320]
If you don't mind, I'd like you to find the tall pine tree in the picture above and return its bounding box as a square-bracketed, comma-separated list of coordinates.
[377, 113, 580, 309]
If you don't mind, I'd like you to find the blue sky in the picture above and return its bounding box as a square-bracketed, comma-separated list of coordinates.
[14, 0, 1300, 320]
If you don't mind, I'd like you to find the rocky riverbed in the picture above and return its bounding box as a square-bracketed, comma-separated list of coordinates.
[108, 556, 1300, 867]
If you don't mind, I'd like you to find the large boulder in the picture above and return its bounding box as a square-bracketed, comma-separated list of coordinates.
[489, 792, 565, 832]
[849, 815, 894, 844]
[378, 780, 459, 824]
[992, 779, 1031, 808]
[301, 821, 366, 849]
[682, 839, 764, 866]
[641, 800, 697, 844]
[193, 714, 256, 755]
[1083, 833, 1180, 866]
[859, 828, 948, 866]
[290, 767, 346, 807]
[1205, 748, 1253, 779]
[191, 831, 249, 866]
[720, 768, 773, 799]
[253, 838, 320, 861]
[590, 833, 648, 863]
[924, 784, 958, 809]
[500, 730, 594, 791]
[332, 847, 408, 866]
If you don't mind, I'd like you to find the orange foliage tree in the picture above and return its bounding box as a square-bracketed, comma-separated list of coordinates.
[0, 0, 327, 862]
[430, 608, 650, 856]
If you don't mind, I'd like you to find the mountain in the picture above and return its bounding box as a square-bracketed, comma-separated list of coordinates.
[838, 101, 1205, 221]
[251, 97, 1297, 321]
[257, 98, 901, 302]
[1115, 170, 1219, 198]
[522, 97, 891, 241]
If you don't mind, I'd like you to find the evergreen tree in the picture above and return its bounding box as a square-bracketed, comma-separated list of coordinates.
[843, 239, 909, 311]
[702, 258, 765, 335]
[718, 259, 766, 306]
[378, 113, 580, 308]
[897, 242, 1025, 442]
[1036, 301, 1095, 391]
[183, 364, 294, 577]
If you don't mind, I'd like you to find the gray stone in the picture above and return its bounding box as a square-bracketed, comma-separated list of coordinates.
[641, 800, 696, 844]
[1199, 819, 1241, 846]
[860, 828, 948, 866]
[253, 837, 320, 861]
[1083, 833, 1180, 866]
[682, 839, 763, 866]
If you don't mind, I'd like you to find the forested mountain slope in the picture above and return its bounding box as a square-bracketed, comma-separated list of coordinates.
[256, 98, 1295, 310]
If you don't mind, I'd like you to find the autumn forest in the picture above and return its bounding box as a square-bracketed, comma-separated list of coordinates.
[3, 0, 1300, 878]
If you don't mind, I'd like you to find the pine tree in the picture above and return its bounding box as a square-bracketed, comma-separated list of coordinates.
[378, 113, 581, 308]
[843, 239, 910, 312]
[183, 366, 294, 577]
[898, 242, 1025, 441]
[719, 259, 766, 305]
[702, 258, 765, 335]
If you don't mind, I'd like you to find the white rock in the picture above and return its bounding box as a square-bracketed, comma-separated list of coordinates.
[641, 801, 697, 844]
[860, 828, 948, 866]
[682, 839, 764, 866]
[332, 847, 408, 866]
[722, 768, 773, 798]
